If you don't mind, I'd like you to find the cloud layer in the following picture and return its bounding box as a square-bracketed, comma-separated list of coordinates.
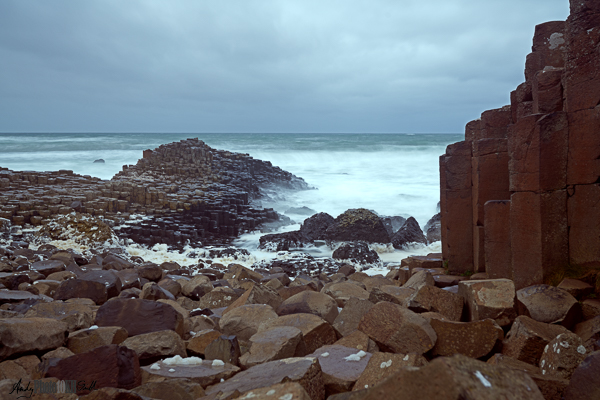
[0, 0, 569, 133]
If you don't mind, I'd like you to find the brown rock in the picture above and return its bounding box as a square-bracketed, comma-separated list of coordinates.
[406, 285, 463, 321]
[67, 326, 128, 354]
[430, 318, 504, 358]
[94, 298, 184, 337]
[333, 297, 375, 338]
[54, 278, 108, 305]
[132, 379, 206, 400]
[486, 353, 541, 375]
[353, 352, 428, 391]
[322, 282, 370, 307]
[368, 285, 414, 305]
[44, 344, 141, 395]
[259, 313, 337, 355]
[502, 315, 570, 365]
[205, 357, 324, 400]
[31, 260, 66, 277]
[563, 350, 600, 400]
[433, 274, 468, 288]
[42, 346, 76, 361]
[138, 263, 163, 282]
[114, 269, 142, 290]
[185, 315, 217, 337]
[557, 278, 594, 299]
[361, 276, 393, 292]
[157, 278, 182, 297]
[574, 315, 600, 352]
[278, 284, 316, 301]
[358, 302, 437, 355]
[237, 382, 311, 400]
[308, 345, 372, 396]
[182, 275, 213, 300]
[240, 327, 303, 368]
[78, 387, 144, 399]
[539, 332, 587, 380]
[581, 299, 600, 321]
[458, 279, 516, 326]
[0, 290, 43, 305]
[187, 329, 223, 357]
[24, 301, 94, 332]
[80, 270, 123, 299]
[223, 283, 282, 313]
[141, 357, 239, 388]
[359, 354, 543, 400]
[402, 270, 435, 290]
[334, 330, 378, 353]
[121, 330, 186, 364]
[516, 284, 580, 328]
[277, 291, 338, 324]
[219, 304, 278, 344]
[139, 282, 176, 301]
[198, 288, 240, 310]
[205, 335, 241, 366]
[0, 318, 68, 360]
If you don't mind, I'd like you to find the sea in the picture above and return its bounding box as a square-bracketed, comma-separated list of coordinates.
[0, 132, 462, 273]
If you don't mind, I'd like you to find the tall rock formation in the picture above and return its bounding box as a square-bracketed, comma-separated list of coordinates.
[440, 0, 600, 288]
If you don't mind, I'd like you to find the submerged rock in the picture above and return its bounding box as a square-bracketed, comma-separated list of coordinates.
[325, 209, 390, 243]
[331, 242, 382, 269]
[391, 217, 427, 249]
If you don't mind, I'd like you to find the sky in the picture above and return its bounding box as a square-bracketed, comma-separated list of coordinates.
[0, 0, 570, 134]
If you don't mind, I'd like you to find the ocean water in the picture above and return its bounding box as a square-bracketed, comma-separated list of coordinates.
[0, 132, 462, 269]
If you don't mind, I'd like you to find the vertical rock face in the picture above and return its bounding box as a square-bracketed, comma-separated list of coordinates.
[440, 1, 600, 285]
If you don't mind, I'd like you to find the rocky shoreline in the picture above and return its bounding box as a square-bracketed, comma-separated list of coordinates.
[2, 1, 600, 399]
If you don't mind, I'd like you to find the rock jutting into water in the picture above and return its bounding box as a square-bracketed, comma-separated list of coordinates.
[0, 138, 309, 248]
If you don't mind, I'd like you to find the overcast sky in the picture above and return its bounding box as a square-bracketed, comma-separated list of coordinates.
[0, 0, 569, 134]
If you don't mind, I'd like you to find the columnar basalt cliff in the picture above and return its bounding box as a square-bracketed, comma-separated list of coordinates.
[0, 138, 308, 247]
[440, 0, 600, 288]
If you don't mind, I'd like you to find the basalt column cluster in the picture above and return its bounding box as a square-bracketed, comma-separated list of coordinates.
[440, 0, 600, 288]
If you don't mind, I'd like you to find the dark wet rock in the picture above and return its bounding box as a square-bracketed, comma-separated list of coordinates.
[286, 206, 316, 216]
[0, 317, 68, 361]
[332, 242, 382, 268]
[300, 212, 336, 240]
[391, 217, 427, 249]
[255, 254, 344, 277]
[325, 209, 390, 243]
[93, 159, 105, 163]
[381, 215, 407, 237]
[259, 231, 310, 251]
[54, 278, 108, 305]
[424, 212, 441, 243]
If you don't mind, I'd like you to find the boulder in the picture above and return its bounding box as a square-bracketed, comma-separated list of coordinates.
[54, 278, 108, 305]
[198, 288, 240, 310]
[67, 326, 129, 354]
[458, 279, 517, 326]
[424, 213, 441, 243]
[44, 344, 141, 395]
[237, 382, 312, 400]
[140, 357, 239, 388]
[224, 282, 282, 313]
[139, 282, 176, 301]
[574, 315, 600, 352]
[24, 302, 94, 332]
[331, 242, 382, 269]
[368, 286, 415, 306]
[240, 326, 304, 368]
[259, 231, 310, 251]
[564, 351, 600, 400]
[325, 209, 390, 243]
[581, 299, 600, 321]
[516, 284, 580, 328]
[557, 278, 594, 299]
[322, 282, 370, 307]
[204, 335, 241, 366]
[299, 212, 335, 240]
[101, 254, 134, 271]
[0, 318, 67, 361]
[219, 304, 278, 344]
[131, 379, 206, 400]
[277, 291, 339, 324]
[502, 316, 571, 365]
[406, 285, 464, 321]
[332, 297, 375, 338]
[121, 330, 186, 365]
[357, 354, 543, 400]
[181, 275, 213, 300]
[80, 270, 123, 299]
[138, 263, 163, 282]
[186, 329, 223, 357]
[403, 270, 435, 290]
[353, 352, 428, 392]
[334, 330, 378, 353]
[381, 215, 407, 237]
[308, 345, 372, 396]
[539, 332, 587, 380]
[358, 301, 437, 355]
[259, 314, 337, 355]
[430, 318, 504, 358]
[30, 260, 66, 277]
[391, 217, 427, 249]
[94, 298, 184, 337]
[204, 357, 324, 400]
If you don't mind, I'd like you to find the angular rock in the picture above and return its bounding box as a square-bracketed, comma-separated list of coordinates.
[121, 330, 186, 364]
[219, 304, 278, 344]
[157, 278, 182, 297]
[181, 275, 213, 300]
[322, 282, 370, 307]
[557, 278, 594, 299]
[44, 344, 141, 395]
[253, 316, 333, 360]
[24, 302, 94, 332]
[205, 357, 324, 400]
[223, 282, 282, 313]
[353, 352, 428, 392]
[368, 286, 414, 306]
[42, 346, 76, 361]
[138, 263, 163, 282]
[131, 379, 206, 400]
[80, 270, 123, 299]
[581, 299, 600, 321]
[237, 382, 311, 400]
[334, 330, 378, 353]
[54, 278, 108, 305]
[403, 270, 435, 290]
[259, 230, 310, 251]
[358, 354, 543, 400]
[358, 301, 437, 355]
[31, 260, 66, 277]
[204, 335, 241, 366]
[391, 217, 427, 249]
[300, 212, 335, 240]
[516, 284, 579, 328]
[563, 350, 600, 400]
[503, 316, 570, 365]
[140, 357, 239, 388]
[0, 290, 42, 305]
[325, 209, 390, 244]
[277, 291, 339, 324]
[186, 329, 223, 357]
[240, 326, 303, 368]
[458, 279, 516, 326]
[198, 288, 240, 310]
[308, 345, 372, 396]
[431, 318, 504, 358]
[539, 332, 587, 380]
[332, 242, 382, 269]
[140, 282, 176, 301]
[94, 298, 184, 337]
[574, 315, 600, 352]
[67, 326, 129, 354]
[406, 285, 464, 321]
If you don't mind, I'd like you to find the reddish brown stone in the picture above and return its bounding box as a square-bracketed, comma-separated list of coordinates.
[516, 284, 580, 327]
[406, 285, 463, 321]
[563, 350, 600, 400]
[141, 358, 239, 388]
[484, 200, 512, 279]
[94, 298, 184, 337]
[533, 67, 564, 114]
[54, 278, 108, 305]
[277, 291, 338, 324]
[204, 335, 241, 366]
[332, 297, 374, 337]
[44, 344, 141, 395]
[240, 327, 303, 368]
[431, 318, 504, 358]
[510, 191, 543, 290]
[478, 106, 512, 140]
[219, 304, 278, 345]
[308, 345, 372, 396]
[458, 279, 516, 326]
[259, 313, 337, 355]
[568, 183, 600, 268]
[574, 316, 600, 352]
[67, 326, 129, 354]
[539, 332, 587, 380]
[566, 108, 600, 185]
[186, 329, 223, 357]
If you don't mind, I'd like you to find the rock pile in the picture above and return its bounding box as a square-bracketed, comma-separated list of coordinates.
[0, 241, 598, 399]
[439, 0, 600, 290]
[0, 138, 309, 247]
